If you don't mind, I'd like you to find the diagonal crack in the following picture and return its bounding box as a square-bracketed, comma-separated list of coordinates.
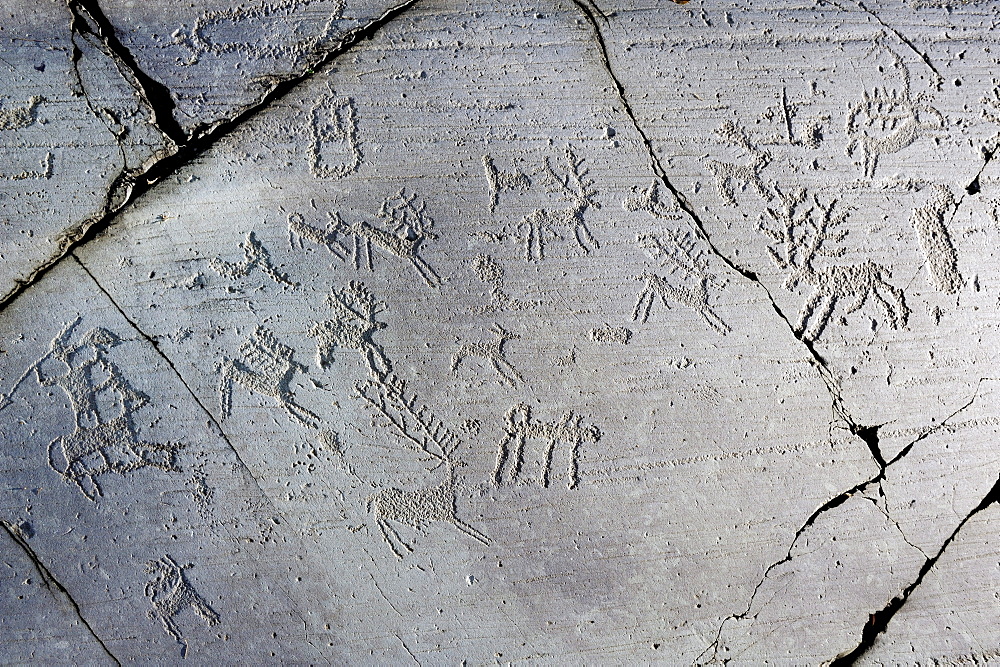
[68, 0, 187, 145]
[831, 469, 1000, 665]
[567, 0, 873, 447]
[565, 6, 995, 663]
[71, 254, 284, 515]
[694, 380, 988, 664]
[848, 0, 944, 90]
[0, 0, 423, 318]
[0, 519, 122, 665]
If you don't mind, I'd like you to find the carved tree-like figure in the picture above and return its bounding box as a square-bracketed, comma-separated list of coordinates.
[760, 186, 909, 341]
[483, 154, 530, 213]
[170, 0, 345, 66]
[217, 325, 318, 427]
[519, 145, 601, 261]
[308, 92, 361, 179]
[494, 403, 601, 490]
[846, 43, 944, 178]
[357, 375, 489, 557]
[209, 231, 294, 287]
[706, 120, 772, 206]
[451, 324, 522, 387]
[309, 280, 391, 379]
[0, 318, 183, 500]
[145, 556, 219, 650]
[632, 228, 731, 335]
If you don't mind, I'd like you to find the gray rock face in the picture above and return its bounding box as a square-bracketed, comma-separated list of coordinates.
[2, 0, 999, 663]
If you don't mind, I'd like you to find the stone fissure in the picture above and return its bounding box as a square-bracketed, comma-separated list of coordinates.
[0, 519, 122, 665]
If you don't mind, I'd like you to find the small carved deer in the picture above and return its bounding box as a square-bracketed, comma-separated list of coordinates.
[145, 556, 219, 647]
[760, 186, 909, 341]
[519, 145, 601, 261]
[366, 445, 489, 558]
[451, 324, 522, 387]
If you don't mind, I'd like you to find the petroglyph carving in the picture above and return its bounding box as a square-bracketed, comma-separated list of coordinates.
[760, 186, 909, 341]
[356, 374, 460, 465]
[846, 44, 944, 178]
[519, 145, 601, 261]
[589, 324, 632, 345]
[494, 403, 601, 490]
[910, 184, 962, 294]
[0, 95, 43, 131]
[290, 191, 441, 287]
[623, 180, 681, 220]
[707, 120, 771, 206]
[472, 254, 530, 313]
[308, 92, 361, 179]
[632, 229, 730, 335]
[366, 455, 489, 558]
[2, 151, 53, 181]
[287, 211, 349, 259]
[309, 280, 391, 378]
[170, 0, 346, 66]
[983, 86, 1000, 125]
[217, 325, 318, 428]
[0, 318, 182, 500]
[451, 324, 522, 387]
[145, 556, 219, 650]
[209, 231, 295, 287]
[483, 154, 530, 213]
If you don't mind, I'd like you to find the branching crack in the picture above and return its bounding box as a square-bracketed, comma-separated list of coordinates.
[68, 0, 187, 145]
[568, 0, 875, 453]
[831, 470, 1000, 665]
[71, 254, 283, 514]
[0, 0, 423, 318]
[0, 519, 121, 665]
[694, 380, 987, 664]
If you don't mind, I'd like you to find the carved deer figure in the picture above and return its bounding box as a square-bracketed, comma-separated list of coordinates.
[632, 229, 731, 335]
[145, 556, 219, 647]
[310, 281, 391, 379]
[760, 186, 909, 342]
[494, 403, 601, 490]
[519, 145, 601, 261]
[333, 189, 442, 287]
[451, 324, 522, 387]
[217, 326, 318, 427]
[287, 211, 349, 260]
[366, 455, 490, 558]
[706, 120, 771, 206]
[209, 231, 294, 287]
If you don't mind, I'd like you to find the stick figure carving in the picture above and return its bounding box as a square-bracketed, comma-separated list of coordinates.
[209, 231, 295, 287]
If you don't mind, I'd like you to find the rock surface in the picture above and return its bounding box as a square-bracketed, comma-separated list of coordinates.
[2, 0, 999, 663]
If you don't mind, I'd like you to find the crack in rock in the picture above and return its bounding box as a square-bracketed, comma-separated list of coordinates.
[0, 0, 423, 318]
[695, 380, 988, 664]
[71, 255, 284, 515]
[0, 519, 121, 665]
